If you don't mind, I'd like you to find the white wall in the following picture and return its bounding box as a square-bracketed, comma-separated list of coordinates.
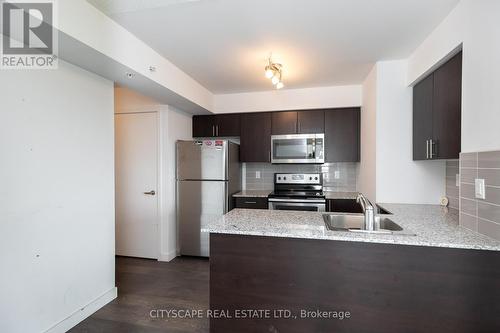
[114, 87, 192, 261]
[214, 85, 362, 113]
[56, 0, 213, 112]
[114, 86, 160, 112]
[407, 3, 464, 85]
[376, 61, 445, 204]
[408, 0, 500, 153]
[358, 66, 377, 202]
[0, 61, 116, 332]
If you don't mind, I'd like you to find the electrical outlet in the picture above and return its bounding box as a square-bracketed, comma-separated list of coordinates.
[334, 171, 340, 179]
[475, 178, 485, 200]
[255, 171, 261, 179]
[456, 174, 460, 187]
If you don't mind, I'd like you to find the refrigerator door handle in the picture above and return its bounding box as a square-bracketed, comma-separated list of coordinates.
[224, 181, 229, 214]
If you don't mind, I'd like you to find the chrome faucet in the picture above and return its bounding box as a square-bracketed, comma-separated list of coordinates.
[357, 193, 375, 231]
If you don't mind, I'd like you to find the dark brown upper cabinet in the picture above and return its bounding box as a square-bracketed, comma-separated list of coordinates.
[325, 108, 360, 162]
[216, 114, 241, 137]
[240, 112, 272, 162]
[413, 75, 434, 160]
[193, 108, 360, 163]
[297, 110, 325, 134]
[192, 115, 215, 137]
[432, 52, 462, 159]
[272, 110, 325, 135]
[413, 51, 462, 160]
[271, 111, 298, 135]
[192, 114, 240, 137]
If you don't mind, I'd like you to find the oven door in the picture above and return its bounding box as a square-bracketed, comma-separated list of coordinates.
[271, 134, 324, 164]
[268, 198, 326, 212]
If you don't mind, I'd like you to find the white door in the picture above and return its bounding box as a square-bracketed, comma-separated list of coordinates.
[115, 112, 158, 259]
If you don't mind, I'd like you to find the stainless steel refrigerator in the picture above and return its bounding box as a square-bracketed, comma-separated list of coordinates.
[176, 140, 241, 257]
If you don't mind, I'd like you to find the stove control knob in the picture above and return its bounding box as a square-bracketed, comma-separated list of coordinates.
[284, 177, 287, 180]
[309, 177, 313, 180]
[314, 177, 318, 180]
[278, 177, 281, 180]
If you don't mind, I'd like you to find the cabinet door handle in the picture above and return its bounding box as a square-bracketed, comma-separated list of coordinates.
[212, 125, 215, 137]
[216, 125, 219, 136]
[244, 201, 257, 204]
[143, 190, 156, 195]
[426, 140, 429, 159]
[430, 139, 436, 159]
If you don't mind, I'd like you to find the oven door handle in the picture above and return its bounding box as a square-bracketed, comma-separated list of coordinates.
[268, 201, 326, 212]
[268, 198, 326, 203]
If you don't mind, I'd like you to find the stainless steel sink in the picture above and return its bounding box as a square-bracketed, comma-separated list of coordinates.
[323, 213, 415, 235]
[376, 204, 392, 215]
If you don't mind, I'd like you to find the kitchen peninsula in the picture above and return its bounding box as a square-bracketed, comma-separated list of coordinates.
[207, 203, 500, 333]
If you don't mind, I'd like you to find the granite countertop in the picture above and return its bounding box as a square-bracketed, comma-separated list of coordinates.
[232, 190, 272, 198]
[324, 191, 359, 199]
[206, 203, 500, 251]
[233, 190, 358, 199]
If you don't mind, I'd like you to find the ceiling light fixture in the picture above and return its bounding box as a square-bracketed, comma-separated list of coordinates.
[264, 55, 284, 89]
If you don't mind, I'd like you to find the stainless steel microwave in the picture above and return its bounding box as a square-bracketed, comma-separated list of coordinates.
[271, 133, 325, 164]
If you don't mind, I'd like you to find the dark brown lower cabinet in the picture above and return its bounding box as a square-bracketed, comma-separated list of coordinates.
[240, 112, 272, 162]
[234, 197, 268, 209]
[210, 233, 500, 333]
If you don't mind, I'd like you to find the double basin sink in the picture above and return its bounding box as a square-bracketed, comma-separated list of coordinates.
[323, 201, 415, 235]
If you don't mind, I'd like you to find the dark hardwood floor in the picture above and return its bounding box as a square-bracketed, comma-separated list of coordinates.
[70, 256, 209, 333]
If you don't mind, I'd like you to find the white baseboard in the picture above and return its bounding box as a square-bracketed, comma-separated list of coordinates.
[44, 287, 118, 333]
[158, 250, 177, 262]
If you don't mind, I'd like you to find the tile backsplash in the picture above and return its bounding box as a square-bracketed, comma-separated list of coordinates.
[459, 151, 500, 241]
[445, 160, 460, 210]
[244, 163, 358, 192]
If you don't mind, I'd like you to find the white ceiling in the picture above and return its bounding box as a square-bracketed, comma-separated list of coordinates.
[88, 0, 459, 94]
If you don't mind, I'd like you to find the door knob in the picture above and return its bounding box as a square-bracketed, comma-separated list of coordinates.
[143, 190, 156, 195]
